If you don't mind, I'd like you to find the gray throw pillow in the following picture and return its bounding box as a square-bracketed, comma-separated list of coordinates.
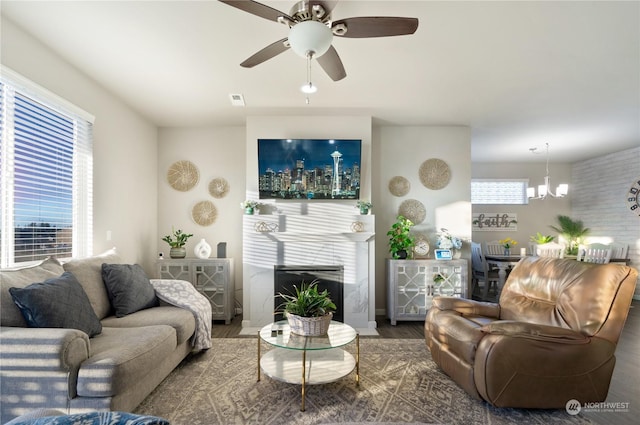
[101, 263, 159, 317]
[8, 271, 102, 337]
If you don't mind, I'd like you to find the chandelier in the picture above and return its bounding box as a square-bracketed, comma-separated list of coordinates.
[527, 143, 568, 200]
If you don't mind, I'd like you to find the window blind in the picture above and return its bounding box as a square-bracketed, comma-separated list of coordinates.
[471, 179, 529, 205]
[0, 67, 93, 267]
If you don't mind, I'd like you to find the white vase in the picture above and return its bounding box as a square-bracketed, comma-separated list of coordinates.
[194, 238, 211, 259]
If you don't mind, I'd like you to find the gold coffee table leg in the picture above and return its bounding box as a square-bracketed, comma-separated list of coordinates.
[301, 349, 306, 411]
[356, 333, 360, 387]
[257, 331, 261, 382]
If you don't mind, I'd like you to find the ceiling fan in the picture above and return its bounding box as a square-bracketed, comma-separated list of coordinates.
[219, 0, 419, 82]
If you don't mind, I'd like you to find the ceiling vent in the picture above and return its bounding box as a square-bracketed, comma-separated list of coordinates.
[229, 93, 245, 107]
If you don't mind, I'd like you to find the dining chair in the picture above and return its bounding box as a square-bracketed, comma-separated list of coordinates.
[471, 242, 500, 301]
[610, 243, 629, 261]
[483, 241, 505, 256]
[535, 242, 565, 258]
[577, 243, 612, 264]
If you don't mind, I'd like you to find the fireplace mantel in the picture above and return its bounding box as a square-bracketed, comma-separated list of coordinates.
[249, 231, 374, 243]
[241, 213, 377, 335]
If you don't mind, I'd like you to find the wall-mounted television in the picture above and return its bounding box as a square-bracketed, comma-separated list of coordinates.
[258, 138, 361, 200]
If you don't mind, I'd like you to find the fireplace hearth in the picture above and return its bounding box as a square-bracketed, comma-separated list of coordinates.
[274, 265, 344, 322]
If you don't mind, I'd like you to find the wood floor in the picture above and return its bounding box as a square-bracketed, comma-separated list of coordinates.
[212, 300, 639, 424]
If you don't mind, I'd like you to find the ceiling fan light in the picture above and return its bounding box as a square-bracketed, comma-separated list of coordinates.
[301, 82, 317, 94]
[289, 20, 333, 58]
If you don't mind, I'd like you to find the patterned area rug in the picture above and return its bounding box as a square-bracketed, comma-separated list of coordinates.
[135, 339, 593, 425]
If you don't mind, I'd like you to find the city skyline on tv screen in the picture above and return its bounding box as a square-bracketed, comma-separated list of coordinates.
[257, 139, 361, 200]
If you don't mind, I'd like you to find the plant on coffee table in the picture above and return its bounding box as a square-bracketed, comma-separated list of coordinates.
[277, 280, 336, 336]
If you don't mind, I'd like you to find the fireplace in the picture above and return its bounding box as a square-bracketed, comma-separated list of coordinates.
[241, 212, 377, 334]
[274, 265, 344, 322]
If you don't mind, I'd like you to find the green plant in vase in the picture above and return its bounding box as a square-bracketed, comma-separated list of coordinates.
[356, 200, 372, 215]
[277, 280, 337, 336]
[550, 215, 590, 255]
[277, 280, 337, 318]
[162, 227, 193, 258]
[387, 215, 415, 259]
[530, 232, 555, 245]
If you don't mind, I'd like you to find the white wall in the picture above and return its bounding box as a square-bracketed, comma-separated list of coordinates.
[572, 147, 640, 297]
[471, 162, 572, 247]
[1, 17, 159, 272]
[374, 126, 472, 311]
[156, 126, 246, 298]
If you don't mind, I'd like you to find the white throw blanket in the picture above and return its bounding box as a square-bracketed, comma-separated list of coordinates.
[150, 279, 212, 350]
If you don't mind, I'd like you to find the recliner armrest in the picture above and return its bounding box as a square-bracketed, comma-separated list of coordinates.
[432, 296, 500, 318]
[481, 321, 589, 344]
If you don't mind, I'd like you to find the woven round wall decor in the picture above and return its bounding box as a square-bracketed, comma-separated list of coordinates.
[167, 160, 199, 192]
[208, 177, 230, 198]
[419, 158, 451, 190]
[388, 176, 410, 197]
[398, 199, 426, 225]
[192, 200, 217, 226]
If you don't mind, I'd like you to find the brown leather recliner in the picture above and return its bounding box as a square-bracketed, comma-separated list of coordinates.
[424, 256, 637, 408]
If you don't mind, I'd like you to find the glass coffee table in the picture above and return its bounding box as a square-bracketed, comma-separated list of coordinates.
[258, 320, 359, 411]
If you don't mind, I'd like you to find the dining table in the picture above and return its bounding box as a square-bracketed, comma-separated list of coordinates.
[484, 254, 528, 293]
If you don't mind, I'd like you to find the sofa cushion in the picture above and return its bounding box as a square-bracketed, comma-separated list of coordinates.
[0, 257, 64, 327]
[100, 306, 195, 346]
[63, 248, 120, 319]
[8, 272, 102, 337]
[101, 264, 159, 317]
[77, 326, 177, 397]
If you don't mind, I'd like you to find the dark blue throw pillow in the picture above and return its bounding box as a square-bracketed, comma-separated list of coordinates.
[101, 263, 159, 317]
[9, 271, 102, 337]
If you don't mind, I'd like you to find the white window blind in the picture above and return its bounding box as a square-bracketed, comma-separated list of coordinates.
[1, 67, 94, 267]
[471, 179, 529, 205]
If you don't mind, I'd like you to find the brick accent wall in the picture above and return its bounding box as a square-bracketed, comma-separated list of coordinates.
[572, 147, 640, 298]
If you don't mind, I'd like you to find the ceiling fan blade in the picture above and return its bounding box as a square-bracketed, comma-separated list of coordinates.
[240, 38, 290, 68]
[219, 0, 294, 23]
[317, 45, 346, 81]
[332, 17, 419, 38]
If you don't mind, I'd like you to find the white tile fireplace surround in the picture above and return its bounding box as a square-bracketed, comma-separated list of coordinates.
[241, 213, 377, 335]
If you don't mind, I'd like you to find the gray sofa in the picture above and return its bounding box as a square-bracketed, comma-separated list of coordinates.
[0, 249, 205, 423]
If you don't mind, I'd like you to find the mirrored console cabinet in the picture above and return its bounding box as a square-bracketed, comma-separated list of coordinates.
[386, 259, 467, 325]
[156, 258, 235, 324]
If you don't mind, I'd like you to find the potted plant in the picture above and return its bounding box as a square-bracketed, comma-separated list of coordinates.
[498, 237, 518, 256]
[162, 227, 193, 258]
[550, 215, 590, 255]
[277, 280, 337, 336]
[387, 215, 415, 259]
[356, 200, 372, 215]
[530, 232, 555, 245]
[240, 200, 260, 215]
